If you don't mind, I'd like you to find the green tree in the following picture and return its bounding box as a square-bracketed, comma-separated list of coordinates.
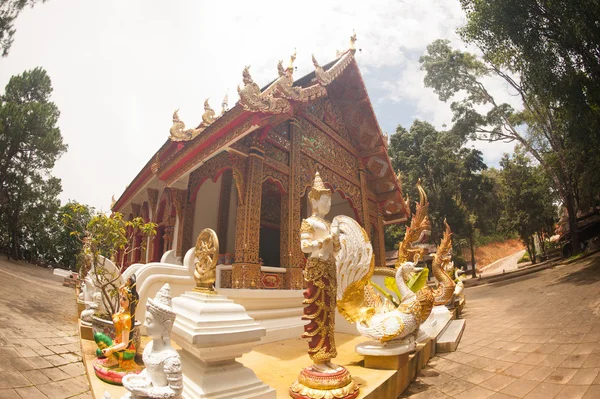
[498, 147, 557, 264]
[458, 0, 600, 145]
[387, 120, 497, 275]
[420, 39, 584, 255]
[17, 174, 61, 264]
[0, 1, 46, 56]
[0, 67, 66, 259]
[54, 201, 94, 270]
[63, 210, 157, 316]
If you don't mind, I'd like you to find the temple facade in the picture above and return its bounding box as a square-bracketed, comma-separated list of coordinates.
[112, 35, 408, 290]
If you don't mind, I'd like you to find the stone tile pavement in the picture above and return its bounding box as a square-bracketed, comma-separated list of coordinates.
[0, 259, 91, 399]
[402, 252, 600, 399]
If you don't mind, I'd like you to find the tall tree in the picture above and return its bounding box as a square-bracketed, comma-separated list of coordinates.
[54, 201, 94, 270]
[0, 67, 66, 259]
[420, 39, 584, 255]
[498, 147, 557, 263]
[459, 0, 600, 143]
[0, 0, 46, 56]
[387, 120, 494, 275]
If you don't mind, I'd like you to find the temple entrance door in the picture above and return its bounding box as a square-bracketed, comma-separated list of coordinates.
[187, 169, 238, 263]
[259, 180, 284, 267]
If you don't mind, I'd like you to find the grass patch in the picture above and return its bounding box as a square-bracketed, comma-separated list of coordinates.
[518, 252, 530, 264]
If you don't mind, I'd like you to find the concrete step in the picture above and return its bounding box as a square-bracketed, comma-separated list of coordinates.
[436, 319, 466, 353]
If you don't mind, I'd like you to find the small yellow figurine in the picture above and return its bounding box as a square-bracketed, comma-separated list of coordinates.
[93, 275, 142, 384]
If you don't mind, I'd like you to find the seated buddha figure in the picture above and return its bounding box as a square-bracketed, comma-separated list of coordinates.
[122, 283, 182, 399]
[93, 275, 140, 383]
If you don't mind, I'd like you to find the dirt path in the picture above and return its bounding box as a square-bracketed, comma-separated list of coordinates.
[480, 249, 527, 277]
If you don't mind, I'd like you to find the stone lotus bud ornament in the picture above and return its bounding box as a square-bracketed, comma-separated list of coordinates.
[122, 283, 182, 399]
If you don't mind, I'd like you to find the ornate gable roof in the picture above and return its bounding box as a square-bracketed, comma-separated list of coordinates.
[113, 33, 408, 222]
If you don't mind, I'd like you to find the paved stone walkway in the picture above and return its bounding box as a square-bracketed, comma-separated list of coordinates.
[0, 259, 91, 399]
[403, 252, 600, 399]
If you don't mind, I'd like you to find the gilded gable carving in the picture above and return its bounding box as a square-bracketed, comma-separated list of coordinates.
[264, 142, 289, 165]
[298, 118, 359, 184]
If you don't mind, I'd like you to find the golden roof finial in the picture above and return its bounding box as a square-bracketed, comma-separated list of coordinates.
[201, 98, 216, 126]
[350, 30, 357, 53]
[308, 171, 331, 202]
[110, 195, 116, 210]
[288, 48, 297, 71]
[241, 65, 253, 84]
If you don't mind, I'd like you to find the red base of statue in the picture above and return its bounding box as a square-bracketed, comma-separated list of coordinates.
[289, 364, 359, 399]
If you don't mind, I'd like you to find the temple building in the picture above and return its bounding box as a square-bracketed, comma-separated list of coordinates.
[112, 34, 408, 291]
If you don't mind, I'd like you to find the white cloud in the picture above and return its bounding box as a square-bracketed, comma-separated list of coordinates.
[0, 0, 502, 210]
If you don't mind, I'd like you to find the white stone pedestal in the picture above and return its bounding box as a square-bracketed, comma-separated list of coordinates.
[172, 290, 276, 399]
[417, 305, 453, 344]
[355, 336, 416, 356]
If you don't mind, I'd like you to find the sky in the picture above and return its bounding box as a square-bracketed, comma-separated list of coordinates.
[0, 0, 519, 212]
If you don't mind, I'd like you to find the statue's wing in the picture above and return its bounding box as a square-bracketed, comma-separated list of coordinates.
[332, 215, 374, 301]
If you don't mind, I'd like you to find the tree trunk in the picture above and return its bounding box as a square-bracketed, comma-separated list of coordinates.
[10, 229, 19, 260]
[469, 228, 477, 278]
[530, 237, 537, 264]
[564, 191, 581, 255]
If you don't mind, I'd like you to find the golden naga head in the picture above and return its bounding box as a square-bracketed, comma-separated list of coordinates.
[311, 54, 320, 69]
[308, 171, 331, 202]
[288, 48, 297, 72]
[241, 65, 253, 85]
[349, 30, 357, 53]
[396, 179, 431, 266]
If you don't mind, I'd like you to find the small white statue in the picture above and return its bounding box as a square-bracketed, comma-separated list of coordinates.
[80, 292, 103, 324]
[78, 282, 85, 301]
[122, 284, 182, 399]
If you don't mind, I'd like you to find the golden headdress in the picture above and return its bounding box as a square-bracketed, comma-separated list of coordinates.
[308, 171, 331, 202]
[119, 275, 139, 309]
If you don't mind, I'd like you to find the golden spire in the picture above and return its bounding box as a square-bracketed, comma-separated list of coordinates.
[308, 171, 331, 201]
[221, 91, 229, 116]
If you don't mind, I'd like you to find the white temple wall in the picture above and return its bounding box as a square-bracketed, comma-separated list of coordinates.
[192, 177, 222, 242]
[328, 191, 356, 220]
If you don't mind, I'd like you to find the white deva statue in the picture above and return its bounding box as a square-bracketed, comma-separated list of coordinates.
[122, 284, 182, 399]
[80, 292, 103, 324]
